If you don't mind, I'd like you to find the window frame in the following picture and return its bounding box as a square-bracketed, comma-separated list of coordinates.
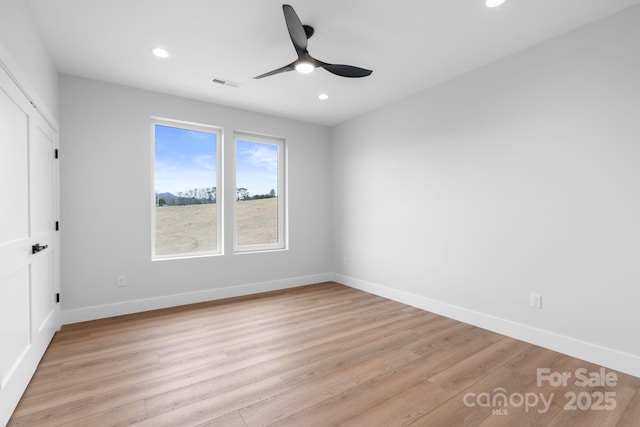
[233, 131, 287, 253]
[151, 117, 223, 260]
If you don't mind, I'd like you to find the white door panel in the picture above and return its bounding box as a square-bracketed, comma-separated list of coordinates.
[0, 64, 59, 425]
[0, 240, 29, 282]
[31, 252, 55, 334]
[0, 268, 30, 390]
[30, 123, 55, 237]
[0, 78, 29, 244]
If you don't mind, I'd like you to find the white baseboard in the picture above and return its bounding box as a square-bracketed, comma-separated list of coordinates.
[61, 273, 333, 325]
[332, 273, 640, 379]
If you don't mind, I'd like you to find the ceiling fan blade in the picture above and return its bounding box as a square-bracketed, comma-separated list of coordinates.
[283, 4, 307, 54]
[318, 62, 373, 78]
[253, 62, 296, 79]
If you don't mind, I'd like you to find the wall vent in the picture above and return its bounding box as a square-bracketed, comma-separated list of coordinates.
[212, 77, 240, 88]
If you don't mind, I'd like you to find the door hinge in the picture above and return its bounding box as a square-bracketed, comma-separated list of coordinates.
[56, 221, 59, 231]
[56, 293, 60, 303]
[54, 148, 59, 159]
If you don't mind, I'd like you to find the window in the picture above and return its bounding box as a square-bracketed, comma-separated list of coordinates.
[152, 118, 221, 259]
[234, 132, 286, 252]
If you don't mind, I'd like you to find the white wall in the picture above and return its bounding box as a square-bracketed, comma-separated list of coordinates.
[332, 6, 640, 376]
[59, 75, 332, 321]
[0, 0, 58, 120]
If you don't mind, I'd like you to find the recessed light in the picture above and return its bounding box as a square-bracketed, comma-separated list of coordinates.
[295, 62, 315, 74]
[152, 47, 170, 58]
[318, 93, 329, 100]
[485, 0, 506, 7]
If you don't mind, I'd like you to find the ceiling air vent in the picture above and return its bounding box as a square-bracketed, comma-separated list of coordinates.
[211, 77, 240, 88]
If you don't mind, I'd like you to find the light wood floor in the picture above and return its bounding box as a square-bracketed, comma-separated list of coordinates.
[8, 282, 640, 426]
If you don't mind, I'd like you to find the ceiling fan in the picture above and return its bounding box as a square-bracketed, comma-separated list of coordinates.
[254, 4, 373, 79]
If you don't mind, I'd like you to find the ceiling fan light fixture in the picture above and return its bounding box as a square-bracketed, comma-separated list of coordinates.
[295, 61, 315, 74]
[485, 0, 506, 7]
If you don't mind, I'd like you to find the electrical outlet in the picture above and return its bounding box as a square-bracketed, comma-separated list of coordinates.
[530, 293, 542, 309]
[117, 275, 126, 287]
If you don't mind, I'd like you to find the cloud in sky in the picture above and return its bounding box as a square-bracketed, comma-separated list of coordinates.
[242, 143, 278, 171]
[193, 154, 215, 171]
[236, 140, 278, 196]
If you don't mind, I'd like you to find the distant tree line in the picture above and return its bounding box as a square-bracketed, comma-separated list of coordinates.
[156, 187, 216, 206]
[236, 188, 276, 201]
[156, 187, 277, 206]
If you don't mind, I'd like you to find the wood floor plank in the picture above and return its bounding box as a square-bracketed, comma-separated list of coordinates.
[266, 384, 375, 427]
[8, 282, 639, 427]
[143, 358, 285, 418]
[403, 321, 504, 365]
[504, 344, 568, 377]
[343, 380, 452, 427]
[402, 321, 476, 354]
[196, 411, 248, 427]
[278, 315, 442, 388]
[617, 389, 640, 427]
[60, 401, 147, 427]
[249, 335, 476, 426]
[410, 366, 533, 426]
[8, 397, 94, 426]
[399, 325, 510, 380]
[14, 351, 232, 417]
[428, 337, 531, 393]
[239, 349, 420, 427]
[134, 376, 288, 427]
[221, 299, 407, 358]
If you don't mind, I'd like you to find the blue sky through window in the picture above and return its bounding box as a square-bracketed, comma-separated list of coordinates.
[236, 140, 278, 197]
[154, 125, 217, 195]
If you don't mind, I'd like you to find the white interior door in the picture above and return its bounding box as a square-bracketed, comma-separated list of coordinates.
[0, 66, 59, 425]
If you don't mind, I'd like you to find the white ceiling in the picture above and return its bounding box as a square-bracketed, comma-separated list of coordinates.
[27, 0, 640, 126]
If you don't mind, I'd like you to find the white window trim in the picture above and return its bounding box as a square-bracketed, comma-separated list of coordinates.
[151, 117, 223, 260]
[233, 131, 287, 253]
